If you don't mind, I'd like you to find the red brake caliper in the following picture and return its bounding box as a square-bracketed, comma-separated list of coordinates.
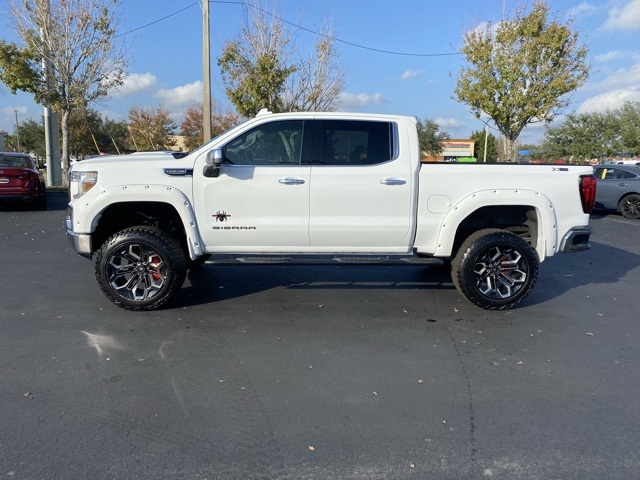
[149, 255, 161, 281]
[500, 254, 509, 276]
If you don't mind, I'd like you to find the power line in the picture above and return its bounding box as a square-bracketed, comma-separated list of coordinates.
[118, 1, 461, 57]
[217, 0, 461, 57]
[116, 3, 199, 37]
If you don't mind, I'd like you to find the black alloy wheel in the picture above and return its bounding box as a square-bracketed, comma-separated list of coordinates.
[452, 228, 539, 310]
[95, 227, 187, 311]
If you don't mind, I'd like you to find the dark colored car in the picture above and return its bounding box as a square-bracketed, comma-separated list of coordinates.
[0, 152, 47, 209]
[593, 164, 640, 219]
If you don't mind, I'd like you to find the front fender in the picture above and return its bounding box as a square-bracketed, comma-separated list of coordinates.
[69, 184, 203, 259]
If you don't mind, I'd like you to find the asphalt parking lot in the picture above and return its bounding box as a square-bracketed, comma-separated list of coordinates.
[1, 194, 639, 480]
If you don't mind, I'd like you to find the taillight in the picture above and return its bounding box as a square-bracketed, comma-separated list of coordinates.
[579, 174, 596, 214]
[16, 171, 39, 184]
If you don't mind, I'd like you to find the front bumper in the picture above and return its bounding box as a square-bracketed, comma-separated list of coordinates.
[66, 215, 92, 259]
[559, 226, 592, 253]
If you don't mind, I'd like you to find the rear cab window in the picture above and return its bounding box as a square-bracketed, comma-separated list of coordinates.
[313, 120, 395, 166]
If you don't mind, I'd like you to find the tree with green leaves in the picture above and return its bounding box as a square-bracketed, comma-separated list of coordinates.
[67, 108, 129, 157]
[128, 106, 176, 152]
[0, 0, 129, 185]
[470, 129, 498, 162]
[540, 105, 635, 161]
[16, 118, 46, 159]
[416, 118, 449, 158]
[218, 1, 345, 117]
[618, 101, 640, 156]
[455, 2, 590, 161]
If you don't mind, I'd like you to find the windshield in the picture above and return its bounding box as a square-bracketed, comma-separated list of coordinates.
[190, 123, 246, 155]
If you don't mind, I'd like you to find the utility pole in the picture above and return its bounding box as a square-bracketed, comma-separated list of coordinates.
[202, 0, 212, 142]
[42, 0, 62, 186]
[13, 110, 20, 152]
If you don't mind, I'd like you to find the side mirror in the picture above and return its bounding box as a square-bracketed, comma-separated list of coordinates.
[207, 149, 224, 166]
[203, 149, 224, 178]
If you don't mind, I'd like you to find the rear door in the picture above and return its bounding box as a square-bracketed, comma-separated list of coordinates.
[308, 119, 413, 250]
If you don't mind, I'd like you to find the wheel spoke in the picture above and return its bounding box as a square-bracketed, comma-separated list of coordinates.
[474, 245, 528, 300]
[122, 273, 142, 293]
[106, 242, 167, 303]
[624, 199, 639, 215]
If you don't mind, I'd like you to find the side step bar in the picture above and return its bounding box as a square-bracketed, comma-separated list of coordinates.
[205, 254, 445, 266]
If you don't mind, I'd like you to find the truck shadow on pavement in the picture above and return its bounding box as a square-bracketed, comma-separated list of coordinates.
[171, 240, 639, 309]
[527, 240, 640, 305]
[176, 263, 456, 308]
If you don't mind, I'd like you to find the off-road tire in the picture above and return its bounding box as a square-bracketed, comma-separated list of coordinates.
[451, 228, 539, 310]
[95, 226, 187, 311]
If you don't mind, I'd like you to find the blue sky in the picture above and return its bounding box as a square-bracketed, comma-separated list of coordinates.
[1, 0, 639, 145]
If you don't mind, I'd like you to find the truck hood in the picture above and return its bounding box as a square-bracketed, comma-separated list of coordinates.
[73, 152, 189, 170]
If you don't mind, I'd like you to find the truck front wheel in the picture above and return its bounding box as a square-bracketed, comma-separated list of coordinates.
[452, 229, 539, 310]
[95, 227, 187, 311]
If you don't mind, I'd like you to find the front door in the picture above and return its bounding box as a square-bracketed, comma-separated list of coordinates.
[193, 119, 312, 251]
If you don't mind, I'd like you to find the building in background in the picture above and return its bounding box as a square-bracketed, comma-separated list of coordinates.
[168, 135, 187, 152]
[423, 139, 475, 162]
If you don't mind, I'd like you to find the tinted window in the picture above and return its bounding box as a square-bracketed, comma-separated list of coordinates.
[224, 120, 304, 166]
[321, 120, 393, 166]
[595, 168, 638, 180]
[0, 156, 30, 168]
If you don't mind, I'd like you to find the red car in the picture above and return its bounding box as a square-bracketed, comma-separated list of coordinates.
[0, 152, 47, 209]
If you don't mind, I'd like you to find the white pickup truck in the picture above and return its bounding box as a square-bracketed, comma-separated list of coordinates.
[66, 110, 596, 311]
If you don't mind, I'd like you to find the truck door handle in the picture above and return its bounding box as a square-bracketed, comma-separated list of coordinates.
[278, 177, 305, 185]
[619, 182, 628, 186]
[380, 178, 406, 185]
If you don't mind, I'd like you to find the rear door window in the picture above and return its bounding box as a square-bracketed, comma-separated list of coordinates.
[314, 120, 395, 166]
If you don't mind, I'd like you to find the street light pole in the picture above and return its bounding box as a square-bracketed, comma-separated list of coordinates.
[483, 124, 488, 163]
[14, 110, 20, 152]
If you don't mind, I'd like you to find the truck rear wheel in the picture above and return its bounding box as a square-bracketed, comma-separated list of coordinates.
[451, 229, 538, 310]
[95, 227, 187, 311]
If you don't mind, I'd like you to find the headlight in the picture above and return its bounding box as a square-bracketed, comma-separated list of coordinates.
[69, 171, 98, 199]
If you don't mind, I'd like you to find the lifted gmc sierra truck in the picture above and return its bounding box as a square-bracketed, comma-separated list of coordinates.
[67, 110, 596, 311]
